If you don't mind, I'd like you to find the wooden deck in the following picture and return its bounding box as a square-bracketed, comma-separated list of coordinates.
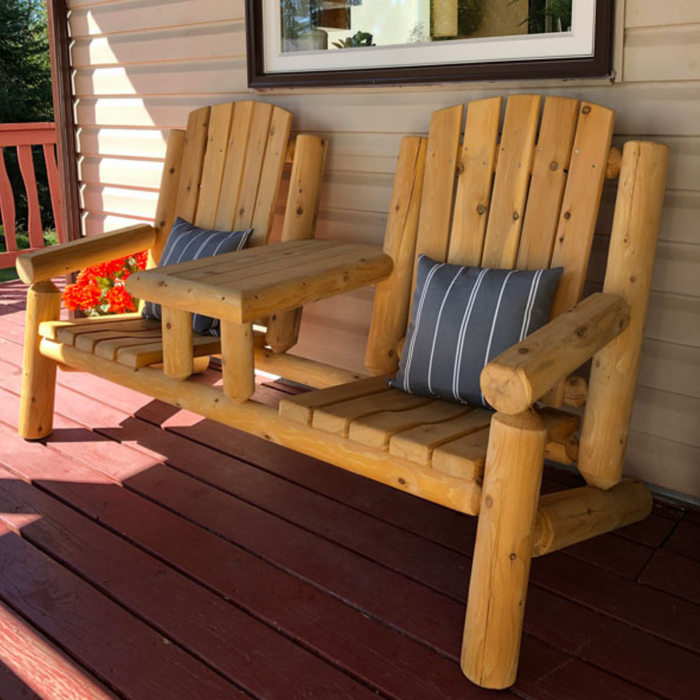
[0, 279, 698, 700]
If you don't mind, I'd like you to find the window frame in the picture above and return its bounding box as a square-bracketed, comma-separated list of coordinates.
[246, 0, 614, 89]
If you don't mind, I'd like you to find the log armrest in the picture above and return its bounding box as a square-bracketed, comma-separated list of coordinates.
[16, 224, 157, 284]
[480, 293, 630, 414]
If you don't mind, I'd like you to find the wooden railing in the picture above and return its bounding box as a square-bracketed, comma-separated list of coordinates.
[0, 122, 65, 269]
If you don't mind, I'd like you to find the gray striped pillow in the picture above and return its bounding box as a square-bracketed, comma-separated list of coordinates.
[390, 255, 563, 408]
[142, 217, 252, 335]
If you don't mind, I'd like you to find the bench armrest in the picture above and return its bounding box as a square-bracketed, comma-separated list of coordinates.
[480, 293, 630, 414]
[16, 224, 157, 284]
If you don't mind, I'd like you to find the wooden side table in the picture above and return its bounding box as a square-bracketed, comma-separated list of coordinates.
[126, 239, 392, 402]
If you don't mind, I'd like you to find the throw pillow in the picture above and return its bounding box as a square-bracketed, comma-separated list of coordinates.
[390, 255, 563, 408]
[142, 217, 253, 335]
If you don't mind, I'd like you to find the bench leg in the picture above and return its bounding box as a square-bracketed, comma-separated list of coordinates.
[462, 410, 547, 689]
[19, 281, 61, 440]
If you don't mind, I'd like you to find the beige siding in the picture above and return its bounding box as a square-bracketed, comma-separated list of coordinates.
[68, 0, 700, 497]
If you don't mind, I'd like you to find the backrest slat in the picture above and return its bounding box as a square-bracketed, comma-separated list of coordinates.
[414, 105, 463, 264]
[149, 129, 185, 268]
[516, 96, 579, 270]
[480, 94, 541, 269]
[549, 101, 616, 319]
[365, 136, 428, 375]
[175, 106, 211, 224]
[195, 102, 235, 229]
[448, 96, 502, 266]
[544, 100, 615, 405]
[214, 101, 255, 231]
[249, 106, 293, 247]
[233, 102, 274, 231]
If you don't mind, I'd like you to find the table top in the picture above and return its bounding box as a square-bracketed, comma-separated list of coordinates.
[126, 239, 392, 324]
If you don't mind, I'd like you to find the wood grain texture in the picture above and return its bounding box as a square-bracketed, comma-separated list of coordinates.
[516, 96, 579, 270]
[365, 136, 427, 374]
[579, 141, 670, 489]
[480, 95, 541, 269]
[449, 97, 502, 266]
[18, 281, 61, 439]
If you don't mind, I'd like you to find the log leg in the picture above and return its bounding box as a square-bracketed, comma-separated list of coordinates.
[579, 141, 669, 489]
[162, 307, 193, 381]
[462, 410, 547, 689]
[19, 281, 61, 439]
[221, 320, 255, 403]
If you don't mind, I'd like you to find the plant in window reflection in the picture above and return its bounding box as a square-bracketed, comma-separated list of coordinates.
[332, 31, 375, 49]
[431, 0, 485, 40]
[280, 0, 329, 51]
[514, 0, 573, 33]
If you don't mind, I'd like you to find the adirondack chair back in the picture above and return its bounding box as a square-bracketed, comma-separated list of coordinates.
[145, 99, 327, 352]
[366, 94, 616, 405]
[148, 100, 294, 267]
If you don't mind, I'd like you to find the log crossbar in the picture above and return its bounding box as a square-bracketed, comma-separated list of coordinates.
[38, 339, 653, 552]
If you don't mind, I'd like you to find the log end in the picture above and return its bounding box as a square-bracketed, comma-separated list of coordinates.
[480, 363, 532, 415]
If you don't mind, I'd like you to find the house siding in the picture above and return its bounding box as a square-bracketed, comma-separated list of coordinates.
[67, 0, 700, 497]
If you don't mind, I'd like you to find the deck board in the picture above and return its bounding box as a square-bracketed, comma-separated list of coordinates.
[0, 281, 698, 700]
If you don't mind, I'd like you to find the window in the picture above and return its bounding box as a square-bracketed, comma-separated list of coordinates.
[246, 0, 613, 87]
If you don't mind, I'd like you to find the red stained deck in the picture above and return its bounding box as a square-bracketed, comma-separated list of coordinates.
[0, 279, 698, 700]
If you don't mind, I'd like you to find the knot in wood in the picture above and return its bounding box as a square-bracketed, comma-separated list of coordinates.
[169, 168, 175, 174]
[574, 325, 588, 339]
[509, 553, 517, 561]
[296, 207, 303, 216]
[512, 212, 519, 221]
[456, 163, 464, 176]
[564, 211, 572, 220]
[485, 495, 493, 508]
[518, 347, 529, 355]
[476, 203, 487, 215]
[582, 105, 591, 114]
[550, 161, 558, 171]
[398, 478, 406, 485]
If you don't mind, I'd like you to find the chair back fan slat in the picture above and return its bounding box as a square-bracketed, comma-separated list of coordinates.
[414, 105, 463, 263]
[365, 136, 428, 375]
[367, 94, 617, 381]
[149, 129, 186, 268]
[214, 101, 256, 231]
[175, 106, 211, 224]
[195, 102, 235, 229]
[480, 94, 541, 269]
[250, 107, 293, 247]
[516, 96, 580, 270]
[548, 101, 616, 318]
[448, 96, 502, 267]
[232, 102, 274, 232]
[543, 101, 616, 405]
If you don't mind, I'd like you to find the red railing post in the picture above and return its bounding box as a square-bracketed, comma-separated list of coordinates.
[0, 122, 64, 270]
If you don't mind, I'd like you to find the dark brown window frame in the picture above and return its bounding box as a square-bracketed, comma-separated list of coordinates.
[246, 0, 614, 89]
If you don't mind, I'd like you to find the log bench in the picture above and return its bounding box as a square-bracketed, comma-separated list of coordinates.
[16, 95, 669, 691]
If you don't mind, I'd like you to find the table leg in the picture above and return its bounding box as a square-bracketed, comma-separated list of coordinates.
[162, 307, 194, 381]
[221, 320, 255, 403]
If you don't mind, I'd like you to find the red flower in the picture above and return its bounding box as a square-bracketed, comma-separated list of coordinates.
[61, 248, 147, 316]
[106, 284, 136, 313]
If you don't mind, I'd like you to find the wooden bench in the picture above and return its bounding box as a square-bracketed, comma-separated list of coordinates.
[16, 95, 669, 691]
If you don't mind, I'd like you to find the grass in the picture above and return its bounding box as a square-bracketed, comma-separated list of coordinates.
[0, 226, 58, 283]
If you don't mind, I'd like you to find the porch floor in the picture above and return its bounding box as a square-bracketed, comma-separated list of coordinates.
[0, 280, 698, 700]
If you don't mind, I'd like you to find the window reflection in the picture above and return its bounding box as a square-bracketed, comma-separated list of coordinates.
[280, 0, 574, 54]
